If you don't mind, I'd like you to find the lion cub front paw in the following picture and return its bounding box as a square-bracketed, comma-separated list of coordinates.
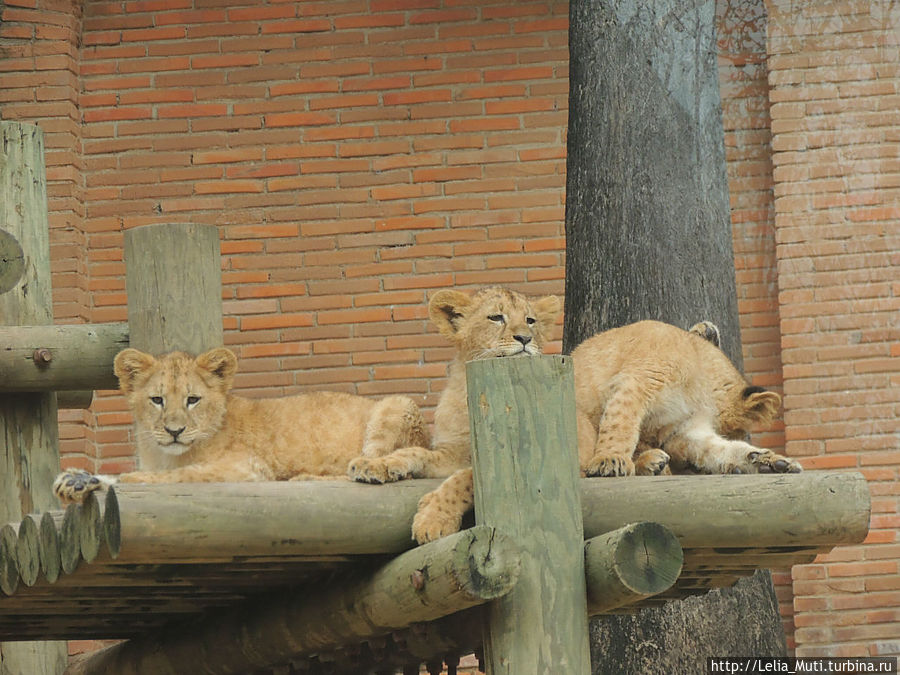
[347, 456, 412, 484]
[634, 448, 670, 476]
[585, 453, 635, 477]
[411, 492, 464, 544]
[52, 469, 105, 505]
[745, 450, 802, 474]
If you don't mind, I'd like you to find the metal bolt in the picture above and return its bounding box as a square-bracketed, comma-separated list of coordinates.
[32, 348, 52, 365]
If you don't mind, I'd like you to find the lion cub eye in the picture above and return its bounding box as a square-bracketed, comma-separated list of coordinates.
[149, 396, 164, 407]
[526, 317, 537, 325]
[186, 396, 201, 408]
[487, 314, 505, 324]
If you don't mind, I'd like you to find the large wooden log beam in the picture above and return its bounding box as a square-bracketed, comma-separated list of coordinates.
[101, 480, 433, 563]
[0, 323, 128, 393]
[0, 119, 69, 672]
[64, 525, 521, 675]
[94, 472, 868, 566]
[581, 472, 870, 548]
[468, 355, 591, 673]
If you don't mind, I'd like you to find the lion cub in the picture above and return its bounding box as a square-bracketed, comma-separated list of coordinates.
[347, 287, 562, 544]
[573, 320, 801, 478]
[53, 347, 428, 503]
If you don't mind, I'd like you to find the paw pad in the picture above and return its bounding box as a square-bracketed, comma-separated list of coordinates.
[53, 469, 103, 505]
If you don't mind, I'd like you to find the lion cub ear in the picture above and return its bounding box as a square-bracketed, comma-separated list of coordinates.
[531, 295, 562, 328]
[429, 289, 473, 339]
[113, 349, 158, 395]
[742, 386, 781, 426]
[195, 348, 238, 391]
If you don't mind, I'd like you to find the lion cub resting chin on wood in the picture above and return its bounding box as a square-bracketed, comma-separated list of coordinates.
[53, 347, 428, 505]
[573, 320, 802, 479]
[346, 286, 563, 544]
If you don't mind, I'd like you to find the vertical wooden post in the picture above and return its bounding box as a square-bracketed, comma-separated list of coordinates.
[124, 223, 223, 354]
[0, 121, 68, 673]
[467, 355, 590, 674]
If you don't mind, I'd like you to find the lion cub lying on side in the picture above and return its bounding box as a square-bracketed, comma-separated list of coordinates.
[53, 347, 428, 504]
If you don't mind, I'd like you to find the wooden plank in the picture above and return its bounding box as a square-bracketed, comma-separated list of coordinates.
[124, 223, 223, 355]
[64, 526, 521, 675]
[0, 323, 127, 392]
[468, 355, 591, 674]
[0, 119, 68, 673]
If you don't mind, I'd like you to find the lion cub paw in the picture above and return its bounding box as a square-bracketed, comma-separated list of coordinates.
[411, 492, 463, 544]
[347, 456, 412, 484]
[744, 450, 802, 474]
[689, 320, 721, 347]
[52, 469, 105, 505]
[585, 453, 636, 477]
[634, 449, 670, 476]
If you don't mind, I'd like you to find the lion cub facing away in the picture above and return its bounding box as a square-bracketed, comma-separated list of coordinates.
[53, 347, 428, 504]
[574, 320, 802, 478]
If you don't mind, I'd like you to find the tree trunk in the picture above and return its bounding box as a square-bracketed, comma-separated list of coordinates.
[564, 1, 788, 672]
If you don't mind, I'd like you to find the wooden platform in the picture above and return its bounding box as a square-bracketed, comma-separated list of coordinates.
[0, 473, 870, 673]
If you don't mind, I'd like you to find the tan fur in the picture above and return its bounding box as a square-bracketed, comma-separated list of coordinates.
[401, 303, 798, 545]
[573, 320, 799, 477]
[53, 347, 428, 503]
[346, 287, 562, 543]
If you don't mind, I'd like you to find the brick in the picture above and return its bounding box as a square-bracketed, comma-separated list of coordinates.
[260, 19, 331, 34]
[264, 112, 336, 127]
[240, 314, 314, 331]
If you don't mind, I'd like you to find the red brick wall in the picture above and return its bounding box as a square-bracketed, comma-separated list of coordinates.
[766, 0, 900, 659]
[69, 0, 570, 477]
[717, 0, 795, 647]
[2, 0, 898, 664]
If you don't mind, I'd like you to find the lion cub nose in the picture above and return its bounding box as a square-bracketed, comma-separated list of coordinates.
[513, 334, 532, 346]
[165, 426, 185, 441]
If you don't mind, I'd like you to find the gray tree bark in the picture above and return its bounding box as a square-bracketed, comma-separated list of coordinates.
[564, 1, 788, 672]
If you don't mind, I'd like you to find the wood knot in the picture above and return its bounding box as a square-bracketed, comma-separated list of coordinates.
[32, 348, 52, 366]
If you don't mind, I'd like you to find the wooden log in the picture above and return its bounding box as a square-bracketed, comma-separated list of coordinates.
[101, 480, 438, 563]
[581, 472, 870, 548]
[59, 505, 81, 575]
[0, 122, 53, 326]
[124, 223, 223, 355]
[56, 390, 95, 410]
[39, 511, 62, 583]
[584, 522, 683, 615]
[0, 119, 69, 671]
[16, 514, 42, 587]
[82, 471, 870, 567]
[64, 525, 521, 675]
[79, 493, 104, 564]
[0, 323, 128, 392]
[0, 524, 19, 595]
[0, 227, 26, 295]
[467, 355, 591, 674]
